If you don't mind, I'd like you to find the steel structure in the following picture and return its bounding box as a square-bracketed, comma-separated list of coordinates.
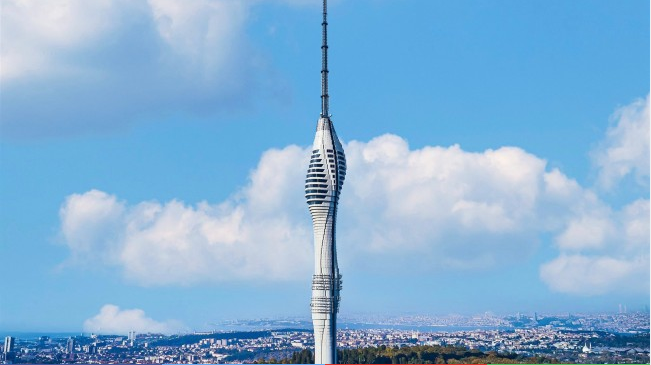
[306, 0, 346, 363]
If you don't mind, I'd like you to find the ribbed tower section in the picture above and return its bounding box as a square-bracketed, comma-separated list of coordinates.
[306, 1, 344, 362]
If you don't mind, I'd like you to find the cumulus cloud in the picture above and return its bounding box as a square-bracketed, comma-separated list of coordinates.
[58, 131, 648, 294]
[540, 253, 649, 296]
[593, 94, 650, 190]
[83, 304, 187, 334]
[540, 198, 650, 295]
[1, 0, 125, 80]
[0, 0, 263, 81]
[1, 0, 311, 138]
[60, 190, 125, 265]
[534, 94, 651, 295]
[340, 137, 549, 264]
[60, 145, 312, 285]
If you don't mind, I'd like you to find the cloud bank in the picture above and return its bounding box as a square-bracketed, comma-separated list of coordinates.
[537, 94, 650, 295]
[83, 304, 187, 334]
[593, 94, 650, 190]
[1, 0, 312, 138]
[539, 198, 649, 295]
[58, 97, 650, 295]
[60, 146, 312, 285]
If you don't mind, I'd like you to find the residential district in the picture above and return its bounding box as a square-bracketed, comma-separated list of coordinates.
[2, 312, 648, 364]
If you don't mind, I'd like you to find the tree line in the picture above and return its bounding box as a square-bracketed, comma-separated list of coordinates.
[254, 345, 560, 364]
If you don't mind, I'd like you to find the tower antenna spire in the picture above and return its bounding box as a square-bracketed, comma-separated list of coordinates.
[320, 0, 329, 118]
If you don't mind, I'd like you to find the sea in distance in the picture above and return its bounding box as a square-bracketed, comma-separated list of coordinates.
[0, 324, 510, 340]
[0, 332, 83, 340]
[216, 322, 510, 333]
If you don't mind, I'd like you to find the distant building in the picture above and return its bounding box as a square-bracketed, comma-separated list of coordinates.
[3, 336, 15, 363]
[3, 337, 14, 355]
[85, 344, 97, 354]
[38, 336, 50, 346]
[66, 337, 76, 359]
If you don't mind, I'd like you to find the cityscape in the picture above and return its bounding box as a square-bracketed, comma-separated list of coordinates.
[2, 311, 648, 364]
[1, 1, 648, 365]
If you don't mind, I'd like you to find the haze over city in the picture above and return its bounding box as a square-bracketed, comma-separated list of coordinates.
[1, 0, 649, 336]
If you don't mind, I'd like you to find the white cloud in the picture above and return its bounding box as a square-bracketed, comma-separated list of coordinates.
[60, 190, 125, 265]
[593, 94, 650, 190]
[554, 215, 614, 251]
[540, 198, 650, 295]
[540, 254, 649, 296]
[59, 132, 648, 294]
[620, 199, 651, 251]
[83, 304, 187, 334]
[1, 0, 310, 138]
[341, 137, 548, 255]
[1, 0, 125, 80]
[1, 0, 327, 81]
[0, 0, 251, 81]
[57, 90, 650, 294]
[60, 146, 312, 285]
[537, 94, 651, 295]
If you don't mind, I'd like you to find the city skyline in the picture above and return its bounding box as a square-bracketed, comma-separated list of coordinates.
[2, 311, 649, 364]
[0, 0, 649, 334]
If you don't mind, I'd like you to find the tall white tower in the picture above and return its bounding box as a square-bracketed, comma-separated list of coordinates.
[306, 0, 345, 363]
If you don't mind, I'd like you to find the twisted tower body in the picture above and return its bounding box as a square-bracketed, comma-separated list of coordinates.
[306, 1, 345, 363]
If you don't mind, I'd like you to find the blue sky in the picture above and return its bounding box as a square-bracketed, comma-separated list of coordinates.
[0, 0, 649, 333]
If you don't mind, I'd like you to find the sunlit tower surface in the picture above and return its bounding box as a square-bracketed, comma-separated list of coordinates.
[305, 0, 346, 363]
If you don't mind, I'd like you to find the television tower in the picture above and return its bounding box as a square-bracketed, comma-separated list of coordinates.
[305, 0, 346, 363]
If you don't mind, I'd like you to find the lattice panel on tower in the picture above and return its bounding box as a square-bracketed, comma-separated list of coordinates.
[312, 274, 333, 291]
[310, 297, 335, 313]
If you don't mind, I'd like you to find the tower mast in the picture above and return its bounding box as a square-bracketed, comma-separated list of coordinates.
[321, 0, 329, 118]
